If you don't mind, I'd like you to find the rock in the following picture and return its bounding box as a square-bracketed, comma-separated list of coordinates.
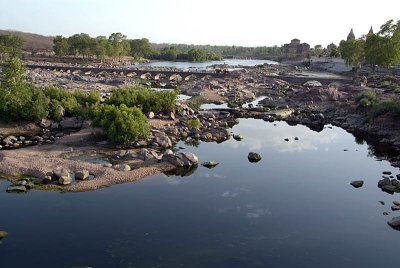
[53, 167, 72, 185]
[169, 112, 176, 120]
[350, 180, 364, 188]
[42, 175, 53, 183]
[284, 138, 289, 142]
[103, 163, 113, 168]
[75, 170, 90, 180]
[378, 178, 392, 187]
[0, 231, 8, 240]
[2, 136, 17, 146]
[163, 149, 174, 156]
[154, 135, 172, 148]
[393, 201, 400, 206]
[60, 117, 82, 129]
[113, 164, 131, 172]
[147, 112, 155, 119]
[233, 134, 244, 141]
[294, 137, 299, 140]
[383, 212, 390, 215]
[248, 152, 262, 163]
[383, 171, 392, 175]
[382, 185, 399, 194]
[396, 174, 400, 180]
[39, 118, 52, 128]
[202, 161, 219, 168]
[162, 154, 184, 167]
[391, 205, 400, 211]
[6, 185, 27, 193]
[181, 152, 199, 165]
[388, 216, 400, 230]
[379, 201, 385, 205]
[304, 80, 322, 87]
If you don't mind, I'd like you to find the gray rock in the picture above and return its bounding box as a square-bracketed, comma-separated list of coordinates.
[75, 170, 90, 180]
[233, 134, 244, 141]
[147, 112, 155, 119]
[304, 80, 322, 87]
[154, 135, 172, 148]
[391, 205, 400, 211]
[39, 118, 52, 128]
[60, 117, 82, 129]
[248, 152, 262, 163]
[53, 167, 72, 185]
[103, 163, 113, 168]
[388, 216, 400, 229]
[58, 175, 72, 185]
[202, 161, 219, 168]
[0, 231, 8, 240]
[181, 152, 199, 165]
[6, 185, 27, 193]
[383, 171, 392, 175]
[162, 154, 184, 167]
[163, 149, 174, 156]
[169, 112, 176, 120]
[113, 164, 131, 172]
[350, 180, 364, 188]
[382, 185, 399, 194]
[2, 136, 17, 146]
[378, 178, 392, 187]
[393, 201, 400, 206]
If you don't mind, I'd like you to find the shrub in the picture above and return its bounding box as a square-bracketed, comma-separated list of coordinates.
[186, 118, 202, 129]
[92, 104, 150, 144]
[356, 90, 377, 107]
[373, 98, 400, 117]
[107, 87, 178, 114]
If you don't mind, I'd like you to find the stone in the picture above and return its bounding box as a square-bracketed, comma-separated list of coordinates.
[2, 136, 17, 146]
[53, 167, 72, 185]
[233, 134, 244, 141]
[58, 175, 72, 185]
[284, 138, 289, 141]
[169, 112, 176, 120]
[294, 137, 299, 140]
[396, 174, 400, 180]
[378, 178, 392, 187]
[75, 170, 90, 180]
[39, 118, 52, 128]
[382, 185, 399, 194]
[350, 180, 364, 188]
[113, 164, 131, 172]
[6, 185, 27, 193]
[147, 112, 155, 119]
[248, 152, 262, 163]
[103, 163, 113, 168]
[388, 216, 400, 229]
[154, 135, 172, 148]
[162, 154, 184, 167]
[383, 171, 392, 175]
[393, 201, 400, 206]
[304, 80, 322, 87]
[202, 161, 219, 168]
[163, 149, 174, 156]
[181, 152, 199, 165]
[391, 205, 400, 211]
[42, 175, 53, 183]
[0, 231, 8, 240]
[60, 117, 82, 129]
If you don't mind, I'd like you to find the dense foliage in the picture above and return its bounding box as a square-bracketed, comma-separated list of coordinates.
[340, 19, 400, 68]
[356, 90, 377, 107]
[0, 34, 24, 62]
[107, 87, 178, 114]
[91, 104, 150, 143]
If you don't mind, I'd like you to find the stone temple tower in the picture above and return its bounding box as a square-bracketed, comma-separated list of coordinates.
[368, 26, 374, 35]
[347, 28, 355, 41]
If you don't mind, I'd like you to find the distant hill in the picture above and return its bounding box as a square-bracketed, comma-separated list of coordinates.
[0, 30, 53, 52]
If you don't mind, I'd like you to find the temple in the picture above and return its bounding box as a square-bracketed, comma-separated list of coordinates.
[282, 39, 310, 60]
[347, 28, 355, 41]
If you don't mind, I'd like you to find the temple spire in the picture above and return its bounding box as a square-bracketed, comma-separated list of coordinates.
[368, 26, 374, 35]
[347, 28, 355, 41]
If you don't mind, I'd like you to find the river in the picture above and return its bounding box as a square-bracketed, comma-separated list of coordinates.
[0, 119, 399, 267]
[136, 59, 278, 70]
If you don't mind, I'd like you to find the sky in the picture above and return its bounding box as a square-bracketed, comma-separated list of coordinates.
[1, 0, 399, 47]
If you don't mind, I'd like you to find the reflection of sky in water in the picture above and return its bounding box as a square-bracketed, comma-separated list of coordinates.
[227, 119, 339, 152]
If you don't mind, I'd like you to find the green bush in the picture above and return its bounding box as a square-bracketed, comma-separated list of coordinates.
[356, 90, 377, 107]
[186, 118, 202, 129]
[0, 58, 49, 122]
[373, 98, 400, 117]
[92, 104, 150, 143]
[107, 87, 178, 114]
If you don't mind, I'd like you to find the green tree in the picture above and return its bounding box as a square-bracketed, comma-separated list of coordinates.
[53, 35, 70, 57]
[130, 38, 153, 59]
[339, 38, 365, 66]
[0, 34, 24, 62]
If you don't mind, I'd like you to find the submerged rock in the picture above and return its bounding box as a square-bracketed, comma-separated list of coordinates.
[388, 216, 400, 230]
[6, 185, 27, 193]
[0, 231, 8, 240]
[248, 152, 262, 163]
[350, 180, 364, 188]
[233, 134, 244, 141]
[202, 161, 219, 168]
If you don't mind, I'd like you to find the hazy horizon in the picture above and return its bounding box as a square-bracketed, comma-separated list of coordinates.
[1, 0, 399, 47]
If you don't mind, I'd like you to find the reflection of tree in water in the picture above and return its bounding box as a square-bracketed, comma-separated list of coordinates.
[163, 165, 198, 177]
[185, 139, 201, 148]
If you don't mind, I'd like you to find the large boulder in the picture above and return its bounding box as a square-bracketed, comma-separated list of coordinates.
[181, 152, 199, 165]
[162, 154, 184, 167]
[153, 135, 172, 148]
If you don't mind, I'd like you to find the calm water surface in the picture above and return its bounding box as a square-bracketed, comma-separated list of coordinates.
[1, 119, 399, 267]
[136, 59, 277, 70]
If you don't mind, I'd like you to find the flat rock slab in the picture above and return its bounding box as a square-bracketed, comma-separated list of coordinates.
[350, 180, 364, 188]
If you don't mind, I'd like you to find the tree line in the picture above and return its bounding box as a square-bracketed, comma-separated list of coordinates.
[339, 19, 400, 68]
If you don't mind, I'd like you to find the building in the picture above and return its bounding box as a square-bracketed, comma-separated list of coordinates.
[347, 28, 355, 41]
[282, 39, 310, 60]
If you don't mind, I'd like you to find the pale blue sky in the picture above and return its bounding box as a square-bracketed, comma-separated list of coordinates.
[1, 0, 399, 47]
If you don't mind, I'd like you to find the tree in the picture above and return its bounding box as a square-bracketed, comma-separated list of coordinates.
[108, 33, 130, 61]
[53, 35, 70, 57]
[130, 38, 153, 59]
[365, 19, 400, 68]
[0, 34, 24, 62]
[339, 38, 365, 66]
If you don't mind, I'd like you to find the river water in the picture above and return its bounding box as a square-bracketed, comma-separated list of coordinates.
[136, 59, 278, 70]
[1, 119, 399, 267]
